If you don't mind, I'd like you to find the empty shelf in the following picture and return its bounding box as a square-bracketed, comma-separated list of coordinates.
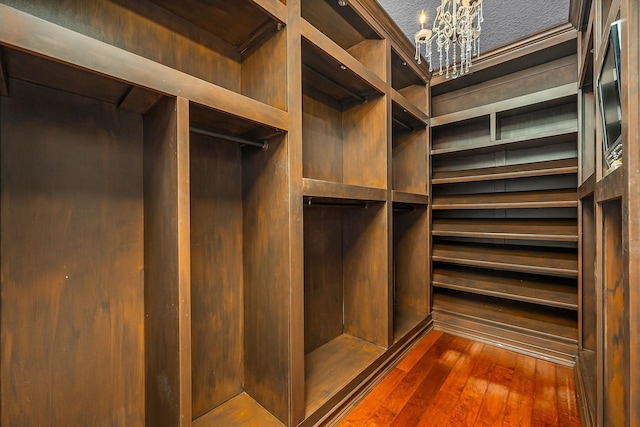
[432, 266, 578, 310]
[432, 188, 577, 210]
[433, 290, 578, 342]
[432, 242, 578, 277]
[432, 158, 578, 185]
[303, 178, 386, 201]
[432, 218, 578, 242]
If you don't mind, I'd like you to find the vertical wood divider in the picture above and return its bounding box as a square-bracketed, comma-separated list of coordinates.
[385, 40, 394, 348]
[144, 96, 192, 427]
[287, 0, 306, 424]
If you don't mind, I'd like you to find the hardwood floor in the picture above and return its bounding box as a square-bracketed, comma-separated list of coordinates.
[337, 331, 581, 426]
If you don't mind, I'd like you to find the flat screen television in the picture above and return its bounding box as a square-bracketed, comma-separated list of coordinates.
[597, 20, 623, 169]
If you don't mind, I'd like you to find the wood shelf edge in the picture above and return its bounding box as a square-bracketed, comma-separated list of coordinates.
[432, 282, 578, 311]
[432, 256, 578, 278]
[392, 191, 428, 205]
[303, 178, 387, 201]
[300, 19, 386, 95]
[431, 127, 578, 156]
[596, 164, 623, 203]
[251, 0, 287, 24]
[391, 89, 429, 124]
[579, 172, 596, 199]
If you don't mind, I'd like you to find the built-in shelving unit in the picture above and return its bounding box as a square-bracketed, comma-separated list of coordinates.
[0, 1, 430, 426]
[430, 50, 579, 364]
[389, 48, 430, 344]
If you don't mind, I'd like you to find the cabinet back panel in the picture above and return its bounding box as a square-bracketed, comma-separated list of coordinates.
[304, 207, 345, 354]
[242, 135, 291, 423]
[190, 134, 244, 418]
[393, 208, 429, 310]
[303, 94, 343, 183]
[1, 80, 144, 426]
[393, 130, 428, 194]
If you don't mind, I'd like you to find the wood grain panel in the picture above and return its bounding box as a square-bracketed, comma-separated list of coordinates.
[1, 79, 144, 426]
[189, 133, 244, 418]
[581, 196, 597, 350]
[242, 134, 291, 423]
[242, 26, 287, 110]
[343, 202, 389, 347]
[393, 207, 429, 311]
[343, 96, 387, 188]
[393, 130, 428, 195]
[602, 200, 628, 427]
[432, 188, 578, 210]
[143, 96, 191, 427]
[302, 94, 343, 183]
[304, 206, 345, 354]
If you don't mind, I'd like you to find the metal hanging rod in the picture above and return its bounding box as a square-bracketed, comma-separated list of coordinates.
[302, 64, 366, 104]
[304, 198, 367, 209]
[189, 126, 268, 149]
[393, 117, 414, 132]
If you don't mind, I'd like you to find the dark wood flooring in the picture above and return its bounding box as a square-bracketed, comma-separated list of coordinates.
[337, 330, 581, 426]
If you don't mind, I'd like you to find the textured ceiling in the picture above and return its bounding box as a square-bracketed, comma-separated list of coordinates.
[376, 0, 570, 54]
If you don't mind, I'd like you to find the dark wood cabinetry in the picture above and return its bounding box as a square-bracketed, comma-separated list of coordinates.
[0, 1, 430, 426]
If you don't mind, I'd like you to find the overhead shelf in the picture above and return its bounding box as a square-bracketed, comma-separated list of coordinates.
[433, 266, 578, 310]
[302, 178, 386, 202]
[432, 242, 578, 277]
[432, 218, 578, 242]
[432, 188, 577, 210]
[432, 158, 578, 184]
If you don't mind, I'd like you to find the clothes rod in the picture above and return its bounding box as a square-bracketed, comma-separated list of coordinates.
[304, 199, 367, 209]
[302, 64, 366, 104]
[189, 126, 267, 149]
[392, 117, 414, 132]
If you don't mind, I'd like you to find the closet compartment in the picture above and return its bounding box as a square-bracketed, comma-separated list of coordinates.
[301, 36, 387, 190]
[391, 95, 429, 197]
[303, 198, 388, 420]
[301, 0, 385, 80]
[392, 203, 429, 342]
[5, 0, 288, 111]
[189, 103, 289, 426]
[0, 47, 167, 426]
[391, 48, 428, 115]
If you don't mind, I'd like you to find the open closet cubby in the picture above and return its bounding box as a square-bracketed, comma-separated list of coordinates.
[0, 46, 166, 426]
[301, 0, 385, 80]
[189, 103, 290, 426]
[303, 198, 388, 420]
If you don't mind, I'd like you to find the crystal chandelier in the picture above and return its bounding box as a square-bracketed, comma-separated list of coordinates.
[415, 0, 484, 79]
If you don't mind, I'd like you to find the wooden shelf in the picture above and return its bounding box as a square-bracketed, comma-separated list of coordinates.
[432, 218, 578, 242]
[391, 89, 429, 130]
[301, 0, 385, 81]
[432, 266, 578, 310]
[433, 290, 578, 342]
[392, 191, 428, 205]
[596, 163, 624, 203]
[301, 21, 385, 107]
[431, 127, 578, 156]
[305, 334, 384, 416]
[432, 188, 577, 210]
[302, 178, 386, 201]
[432, 242, 578, 277]
[193, 393, 284, 427]
[432, 158, 578, 184]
